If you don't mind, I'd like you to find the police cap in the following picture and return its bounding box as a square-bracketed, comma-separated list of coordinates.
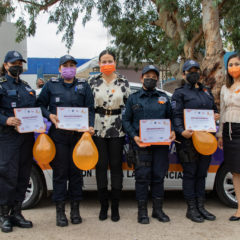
[4, 51, 26, 63]
[142, 65, 159, 77]
[59, 55, 77, 66]
[182, 60, 200, 72]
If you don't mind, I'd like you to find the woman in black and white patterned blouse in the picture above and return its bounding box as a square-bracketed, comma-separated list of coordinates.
[88, 50, 131, 222]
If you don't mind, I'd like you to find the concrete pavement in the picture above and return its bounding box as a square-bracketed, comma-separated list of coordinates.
[2, 192, 240, 240]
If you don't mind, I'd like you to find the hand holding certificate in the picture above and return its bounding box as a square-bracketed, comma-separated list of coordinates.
[57, 107, 89, 131]
[184, 109, 216, 132]
[140, 119, 171, 146]
[14, 107, 45, 133]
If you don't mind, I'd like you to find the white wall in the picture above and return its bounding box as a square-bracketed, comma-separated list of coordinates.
[0, 22, 27, 69]
[21, 74, 37, 89]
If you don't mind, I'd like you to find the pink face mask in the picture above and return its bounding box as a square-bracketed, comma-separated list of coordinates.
[61, 67, 76, 80]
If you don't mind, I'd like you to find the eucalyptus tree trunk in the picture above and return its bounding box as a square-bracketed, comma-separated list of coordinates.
[201, 0, 225, 108]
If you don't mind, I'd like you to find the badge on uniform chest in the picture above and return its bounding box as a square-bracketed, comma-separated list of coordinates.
[55, 97, 60, 103]
[158, 96, 167, 104]
[11, 102, 17, 108]
[76, 85, 83, 90]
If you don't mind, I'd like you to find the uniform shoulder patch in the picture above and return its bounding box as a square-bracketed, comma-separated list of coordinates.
[132, 89, 141, 95]
[157, 90, 169, 98]
[0, 76, 7, 83]
[21, 79, 30, 86]
[50, 77, 59, 82]
[77, 78, 86, 83]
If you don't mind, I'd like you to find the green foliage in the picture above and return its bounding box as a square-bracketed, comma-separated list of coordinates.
[0, 0, 239, 67]
[0, 1, 15, 23]
[220, 0, 240, 50]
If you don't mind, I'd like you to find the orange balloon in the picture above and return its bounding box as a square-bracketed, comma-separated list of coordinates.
[73, 132, 99, 171]
[33, 133, 56, 164]
[192, 131, 217, 155]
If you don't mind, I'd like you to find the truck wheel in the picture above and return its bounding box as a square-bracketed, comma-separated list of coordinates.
[215, 164, 238, 208]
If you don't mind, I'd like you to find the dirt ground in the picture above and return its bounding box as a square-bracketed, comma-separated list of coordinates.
[1, 191, 240, 240]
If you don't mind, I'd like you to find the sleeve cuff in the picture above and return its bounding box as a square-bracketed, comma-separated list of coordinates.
[129, 130, 137, 139]
[0, 115, 8, 126]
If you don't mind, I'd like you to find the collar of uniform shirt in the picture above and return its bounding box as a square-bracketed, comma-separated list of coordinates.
[185, 82, 204, 90]
[139, 87, 159, 97]
[5, 74, 21, 84]
[60, 77, 77, 87]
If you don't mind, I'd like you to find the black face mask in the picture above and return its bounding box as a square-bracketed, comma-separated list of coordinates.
[143, 78, 157, 90]
[8, 65, 23, 77]
[186, 72, 200, 85]
[38, 84, 44, 88]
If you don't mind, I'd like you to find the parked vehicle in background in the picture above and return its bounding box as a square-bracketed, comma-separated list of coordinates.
[23, 83, 237, 209]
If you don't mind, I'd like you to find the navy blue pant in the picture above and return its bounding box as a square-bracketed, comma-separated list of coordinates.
[181, 155, 211, 200]
[134, 145, 169, 201]
[49, 128, 83, 202]
[0, 130, 34, 206]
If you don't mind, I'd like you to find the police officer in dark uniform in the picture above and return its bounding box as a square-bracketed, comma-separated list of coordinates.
[171, 60, 219, 223]
[0, 51, 36, 233]
[123, 65, 175, 224]
[37, 55, 94, 227]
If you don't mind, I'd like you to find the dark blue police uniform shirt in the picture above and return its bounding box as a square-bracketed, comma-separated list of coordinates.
[0, 74, 36, 126]
[122, 87, 173, 139]
[37, 77, 95, 127]
[171, 82, 218, 136]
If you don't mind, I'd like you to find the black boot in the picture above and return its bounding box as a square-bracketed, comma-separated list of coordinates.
[186, 199, 204, 223]
[197, 198, 216, 221]
[98, 188, 109, 221]
[70, 201, 82, 224]
[56, 202, 68, 227]
[0, 205, 12, 233]
[152, 198, 170, 222]
[10, 202, 32, 228]
[138, 200, 149, 224]
[111, 189, 121, 222]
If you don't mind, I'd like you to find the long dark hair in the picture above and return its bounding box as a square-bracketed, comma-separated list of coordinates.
[99, 49, 116, 62]
[226, 52, 240, 88]
[0, 64, 7, 77]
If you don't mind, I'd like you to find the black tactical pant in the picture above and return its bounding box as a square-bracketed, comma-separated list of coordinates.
[181, 156, 211, 200]
[93, 136, 124, 190]
[49, 127, 83, 202]
[134, 145, 169, 201]
[0, 130, 34, 205]
[175, 138, 212, 199]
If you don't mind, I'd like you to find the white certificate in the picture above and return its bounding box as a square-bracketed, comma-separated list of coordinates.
[184, 109, 216, 132]
[14, 107, 45, 133]
[57, 107, 89, 131]
[140, 119, 171, 145]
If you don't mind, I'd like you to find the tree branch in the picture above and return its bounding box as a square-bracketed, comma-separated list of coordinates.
[17, 0, 60, 11]
[184, 26, 203, 59]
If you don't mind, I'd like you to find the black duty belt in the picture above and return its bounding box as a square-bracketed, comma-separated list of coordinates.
[95, 107, 121, 116]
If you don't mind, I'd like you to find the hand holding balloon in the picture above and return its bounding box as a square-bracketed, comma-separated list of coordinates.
[182, 130, 193, 139]
[88, 127, 95, 136]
